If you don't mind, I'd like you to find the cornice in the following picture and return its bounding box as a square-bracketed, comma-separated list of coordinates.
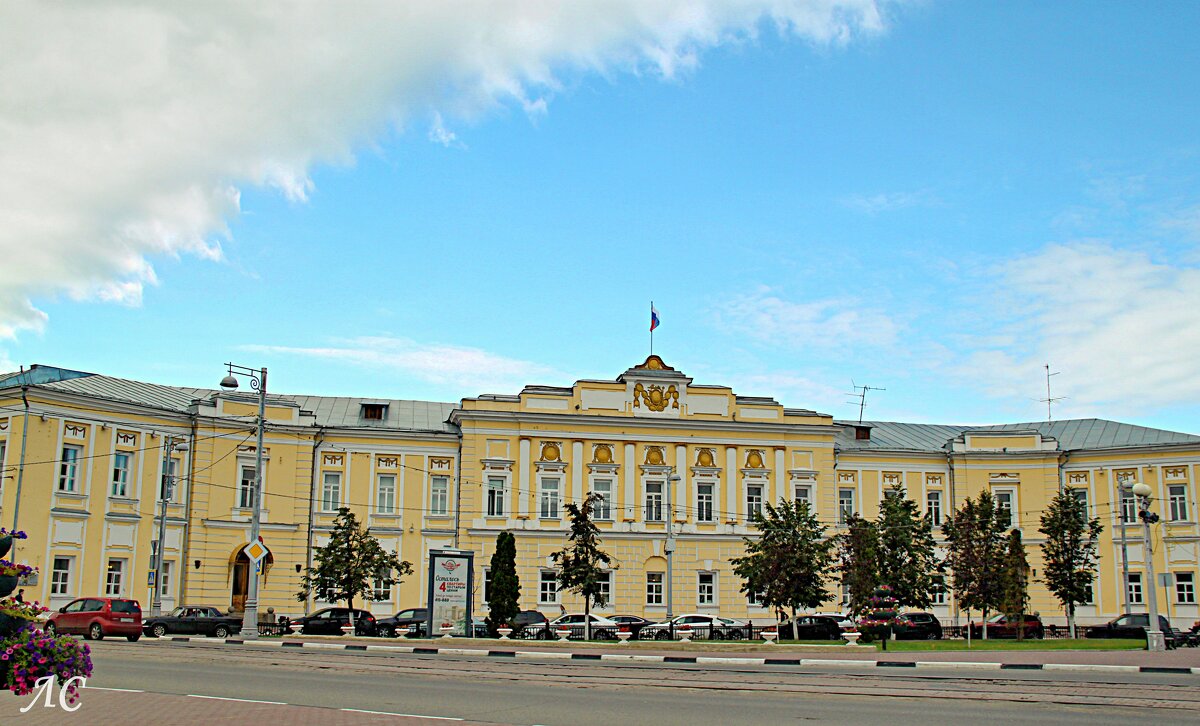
[449, 408, 835, 437]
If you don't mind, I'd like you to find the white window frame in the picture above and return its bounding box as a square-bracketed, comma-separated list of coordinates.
[59, 445, 82, 492]
[697, 572, 716, 606]
[377, 473, 397, 515]
[596, 571, 612, 605]
[238, 464, 257, 509]
[482, 567, 492, 605]
[926, 490, 942, 526]
[645, 480, 664, 522]
[745, 482, 764, 522]
[838, 488, 856, 523]
[111, 452, 131, 498]
[429, 475, 448, 516]
[371, 575, 391, 602]
[591, 478, 613, 520]
[930, 574, 946, 605]
[539, 570, 558, 604]
[159, 560, 174, 599]
[1128, 572, 1144, 605]
[539, 476, 561, 519]
[486, 476, 506, 517]
[321, 471, 342, 513]
[105, 558, 126, 597]
[992, 487, 1016, 528]
[162, 457, 182, 502]
[51, 556, 73, 596]
[1168, 484, 1189, 522]
[696, 482, 715, 523]
[646, 572, 664, 605]
[1176, 572, 1195, 605]
[793, 483, 812, 510]
[1120, 489, 1137, 524]
[1070, 487, 1089, 515]
[1081, 577, 1095, 605]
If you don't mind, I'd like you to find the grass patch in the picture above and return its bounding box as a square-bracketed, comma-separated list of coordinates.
[873, 638, 1144, 652]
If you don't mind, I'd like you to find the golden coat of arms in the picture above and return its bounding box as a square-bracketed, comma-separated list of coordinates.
[633, 383, 679, 412]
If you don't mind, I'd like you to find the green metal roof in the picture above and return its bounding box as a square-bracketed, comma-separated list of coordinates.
[835, 419, 1200, 452]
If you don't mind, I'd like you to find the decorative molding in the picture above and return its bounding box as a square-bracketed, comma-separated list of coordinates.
[481, 458, 514, 473]
[695, 448, 716, 468]
[643, 445, 666, 466]
[744, 449, 766, 469]
[925, 474, 943, 487]
[116, 431, 138, 446]
[989, 472, 1020, 482]
[430, 457, 453, 471]
[592, 444, 615, 465]
[377, 456, 399, 469]
[0, 418, 8, 432]
[1164, 467, 1187, 480]
[538, 442, 562, 462]
[838, 472, 857, 483]
[1115, 469, 1138, 484]
[64, 423, 87, 439]
[1067, 472, 1089, 485]
[882, 472, 903, 487]
[322, 453, 344, 466]
[633, 383, 679, 412]
[788, 469, 818, 481]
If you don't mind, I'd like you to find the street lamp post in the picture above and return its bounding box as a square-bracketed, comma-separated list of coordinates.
[666, 474, 680, 624]
[152, 438, 187, 617]
[1119, 482, 1132, 615]
[1131, 482, 1165, 652]
[220, 363, 268, 640]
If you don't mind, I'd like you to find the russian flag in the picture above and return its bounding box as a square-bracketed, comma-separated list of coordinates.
[650, 305, 660, 332]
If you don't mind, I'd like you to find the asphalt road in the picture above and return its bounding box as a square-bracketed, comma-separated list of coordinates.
[4, 639, 1197, 725]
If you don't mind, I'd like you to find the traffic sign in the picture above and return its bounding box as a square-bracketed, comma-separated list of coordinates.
[243, 540, 268, 563]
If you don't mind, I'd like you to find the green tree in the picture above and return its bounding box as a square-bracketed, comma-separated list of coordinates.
[1039, 489, 1104, 638]
[733, 499, 835, 637]
[941, 491, 1007, 639]
[999, 529, 1030, 639]
[296, 507, 413, 632]
[837, 513, 880, 617]
[486, 531, 520, 636]
[876, 483, 941, 610]
[550, 492, 615, 640]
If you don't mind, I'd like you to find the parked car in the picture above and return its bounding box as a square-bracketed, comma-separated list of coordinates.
[895, 611, 942, 640]
[968, 613, 1044, 639]
[640, 614, 748, 640]
[142, 605, 242, 638]
[1085, 613, 1172, 639]
[45, 597, 143, 641]
[814, 613, 858, 633]
[610, 615, 654, 638]
[547, 613, 619, 639]
[376, 607, 428, 637]
[291, 607, 377, 636]
[510, 610, 550, 639]
[780, 615, 842, 640]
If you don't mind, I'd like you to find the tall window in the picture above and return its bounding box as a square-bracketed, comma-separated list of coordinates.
[1127, 573, 1143, 605]
[993, 489, 1014, 527]
[592, 479, 612, 520]
[930, 574, 946, 605]
[696, 483, 714, 522]
[1176, 572, 1196, 604]
[926, 491, 942, 526]
[1169, 485, 1189, 522]
[838, 488, 855, 523]
[321, 472, 341, 512]
[59, 445, 81, 492]
[746, 484, 763, 522]
[482, 567, 492, 605]
[539, 571, 558, 604]
[697, 572, 715, 606]
[105, 559, 125, 597]
[428, 475, 448, 516]
[377, 474, 397, 514]
[1082, 578, 1094, 605]
[111, 452, 131, 497]
[371, 576, 391, 601]
[238, 465, 257, 509]
[793, 484, 812, 510]
[646, 572, 664, 605]
[645, 481, 664, 522]
[539, 476, 561, 518]
[161, 458, 181, 501]
[51, 557, 72, 596]
[1120, 489, 1137, 524]
[597, 571, 612, 604]
[159, 561, 173, 599]
[1070, 487, 1089, 517]
[486, 477, 505, 517]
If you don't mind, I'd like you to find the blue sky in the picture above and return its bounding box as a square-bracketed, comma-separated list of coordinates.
[3, 1, 1199, 431]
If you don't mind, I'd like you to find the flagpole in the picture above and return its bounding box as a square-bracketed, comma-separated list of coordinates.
[650, 301, 654, 356]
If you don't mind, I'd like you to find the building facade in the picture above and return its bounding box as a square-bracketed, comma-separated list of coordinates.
[1, 358, 1197, 627]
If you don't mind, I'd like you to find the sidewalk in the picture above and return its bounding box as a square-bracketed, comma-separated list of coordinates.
[145, 634, 1200, 673]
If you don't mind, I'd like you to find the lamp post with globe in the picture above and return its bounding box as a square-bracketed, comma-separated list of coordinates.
[1131, 482, 1165, 652]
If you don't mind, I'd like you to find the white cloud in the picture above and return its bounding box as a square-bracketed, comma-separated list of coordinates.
[0, 1, 890, 339]
[960, 243, 1200, 415]
[245, 336, 565, 396]
[840, 189, 939, 214]
[713, 287, 901, 349]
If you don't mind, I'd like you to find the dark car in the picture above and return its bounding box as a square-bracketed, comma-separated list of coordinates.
[610, 615, 653, 638]
[143, 605, 243, 639]
[511, 610, 550, 639]
[896, 611, 942, 640]
[45, 597, 142, 641]
[376, 607, 428, 637]
[292, 607, 377, 636]
[969, 613, 1044, 639]
[782, 615, 842, 640]
[1085, 613, 1172, 639]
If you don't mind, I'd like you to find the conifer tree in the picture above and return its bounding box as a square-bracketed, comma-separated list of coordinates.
[1039, 489, 1103, 638]
[999, 529, 1030, 639]
[876, 483, 941, 610]
[486, 531, 520, 636]
[551, 492, 614, 640]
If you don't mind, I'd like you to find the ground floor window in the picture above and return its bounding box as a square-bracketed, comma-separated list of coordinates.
[1128, 573, 1143, 605]
[105, 559, 125, 597]
[539, 571, 558, 604]
[697, 572, 715, 606]
[1177, 572, 1196, 604]
[51, 556, 73, 596]
[646, 572, 663, 605]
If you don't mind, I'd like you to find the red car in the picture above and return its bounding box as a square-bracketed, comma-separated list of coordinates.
[45, 597, 143, 641]
[969, 613, 1044, 639]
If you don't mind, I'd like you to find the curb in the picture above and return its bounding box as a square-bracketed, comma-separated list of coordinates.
[157, 636, 1200, 675]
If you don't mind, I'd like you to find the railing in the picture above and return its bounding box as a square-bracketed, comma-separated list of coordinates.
[509, 623, 797, 642]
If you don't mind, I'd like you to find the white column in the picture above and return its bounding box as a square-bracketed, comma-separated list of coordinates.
[624, 443, 636, 520]
[725, 446, 737, 523]
[572, 440, 584, 503]
[774, 448, 786, 505]
[674, 445, 687, 521]
[518, 438, 531, 518]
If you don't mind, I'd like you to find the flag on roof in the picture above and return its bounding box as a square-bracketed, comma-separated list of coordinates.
[650, 304, 660, 332]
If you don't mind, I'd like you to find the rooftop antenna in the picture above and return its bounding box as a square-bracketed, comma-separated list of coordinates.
[1040, 363, 1066, 421]
[846, 381, 885, 425]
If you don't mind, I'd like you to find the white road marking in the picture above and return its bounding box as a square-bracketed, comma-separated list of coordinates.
[343, 708, 463, 720]
[187, 694, 287, 705]
[85, 686, 144, 692]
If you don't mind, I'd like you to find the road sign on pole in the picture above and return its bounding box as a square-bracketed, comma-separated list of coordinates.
[243, 540, 268, 564]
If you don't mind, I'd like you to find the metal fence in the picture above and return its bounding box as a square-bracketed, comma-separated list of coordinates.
[507, 623, 805, 642]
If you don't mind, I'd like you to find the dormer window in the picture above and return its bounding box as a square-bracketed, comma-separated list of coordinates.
[361, 403, 387, 421]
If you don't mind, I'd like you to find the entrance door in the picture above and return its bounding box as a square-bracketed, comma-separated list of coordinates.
[231, 554, 249, 612]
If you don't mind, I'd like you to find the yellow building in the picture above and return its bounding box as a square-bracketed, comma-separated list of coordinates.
[1, 358, 1197, 628]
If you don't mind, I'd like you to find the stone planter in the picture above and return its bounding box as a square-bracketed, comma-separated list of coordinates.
[616, 631, 632, 645]
[844, 631, 861, 646]
[340, 623, 355, 635]
[0, 535, 12, 560]
[0, 575, 18, 600]
[497, 627, 513, 640]
[440, 624, 455, 638]
[677, 627, 692, 643]
[555, 628, 571, 642]
[288, 622, 302, 634]
[762, 630, 778, 645]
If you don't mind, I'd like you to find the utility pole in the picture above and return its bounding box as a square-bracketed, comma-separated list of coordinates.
[666, 473, 679, 627]
[11, 368, 31, 552]
[1119, 482, 1131, 616]
[1132, 482, 1165, 651]
[152, 438, 187, 616]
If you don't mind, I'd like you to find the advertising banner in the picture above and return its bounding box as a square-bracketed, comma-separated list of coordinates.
[426, 549, 474, 637]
